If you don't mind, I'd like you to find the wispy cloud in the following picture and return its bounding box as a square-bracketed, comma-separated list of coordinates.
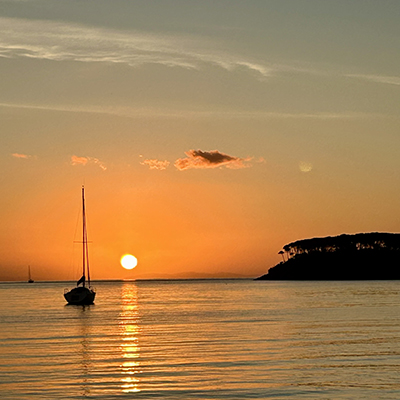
[0, 17, 272, 78]
[140, 159, 170, 170]
[71, 155, 107, 171]
[11, 152, 34, 159]
[0, 102, 391, 121]
[174, 150, 252, 171]
[1, 16, 397, 101]
[346, 74, 400, 86]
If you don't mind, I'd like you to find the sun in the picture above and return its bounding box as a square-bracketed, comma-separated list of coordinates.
[120, 254, 138, 270]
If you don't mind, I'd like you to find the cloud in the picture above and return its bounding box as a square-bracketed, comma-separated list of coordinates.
[346, 74, 400, 86]
[71, 155, 89, 166]
[2, 16, 398, 93]
[0, 17, 273, 79]
[0, 102, 385, 121]
[11, 152, 32, 159]
[299, 161, 313, 172]
[71, 155, 107, 171]
[140, 159, 170, 170]
[174, 149, 252, 171]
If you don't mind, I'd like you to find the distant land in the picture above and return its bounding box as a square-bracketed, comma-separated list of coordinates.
[129, 271, 251, 280]
[256, 232, 400, 280]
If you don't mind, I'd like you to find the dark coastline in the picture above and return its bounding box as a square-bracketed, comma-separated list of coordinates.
[256, 232, 400, 281]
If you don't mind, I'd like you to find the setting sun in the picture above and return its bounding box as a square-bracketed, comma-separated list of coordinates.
[120, 254, 138, 270]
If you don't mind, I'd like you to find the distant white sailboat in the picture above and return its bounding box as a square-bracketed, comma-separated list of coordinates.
[28, 265, 34, 283]
[64, 186, 96, 305]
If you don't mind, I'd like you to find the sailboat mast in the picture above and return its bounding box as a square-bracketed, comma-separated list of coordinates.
[82, 186, 86, 288]
[86, 218, 90, 286]
[82, 186, 91, 287]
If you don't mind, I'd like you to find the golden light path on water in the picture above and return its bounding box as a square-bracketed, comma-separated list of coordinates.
[119, 284, 141, 393]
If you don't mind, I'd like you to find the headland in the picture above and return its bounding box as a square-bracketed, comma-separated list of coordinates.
[256, 232, 400, 280]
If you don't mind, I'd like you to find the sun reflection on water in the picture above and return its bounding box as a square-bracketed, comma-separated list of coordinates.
[119, 283, 141, 394]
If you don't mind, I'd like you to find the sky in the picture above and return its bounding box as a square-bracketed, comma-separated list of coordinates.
[1, 0, 400, 281]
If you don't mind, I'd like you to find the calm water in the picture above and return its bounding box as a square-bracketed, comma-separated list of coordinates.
[0, 280, 399, 399]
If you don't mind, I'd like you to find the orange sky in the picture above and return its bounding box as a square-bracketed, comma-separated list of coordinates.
[1, 1, 400, 281]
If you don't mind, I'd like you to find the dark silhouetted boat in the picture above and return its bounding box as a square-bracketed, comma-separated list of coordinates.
[64, 186, 96, 305]
[28, 265, 34, 283]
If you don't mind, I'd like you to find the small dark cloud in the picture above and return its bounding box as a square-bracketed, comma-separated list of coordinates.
[174, 149, 252, 171]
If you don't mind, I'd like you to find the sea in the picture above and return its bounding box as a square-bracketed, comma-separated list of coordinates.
[0, 280, 399, 400]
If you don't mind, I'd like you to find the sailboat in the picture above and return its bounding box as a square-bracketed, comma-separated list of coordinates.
[28, 265, 34, 283]
[64, 186, 96, 305]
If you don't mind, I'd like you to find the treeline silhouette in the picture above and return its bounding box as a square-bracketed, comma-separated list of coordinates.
[257, 232, 400, 280]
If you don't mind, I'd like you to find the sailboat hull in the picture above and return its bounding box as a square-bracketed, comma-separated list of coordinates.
[64, 287, 96, 305]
